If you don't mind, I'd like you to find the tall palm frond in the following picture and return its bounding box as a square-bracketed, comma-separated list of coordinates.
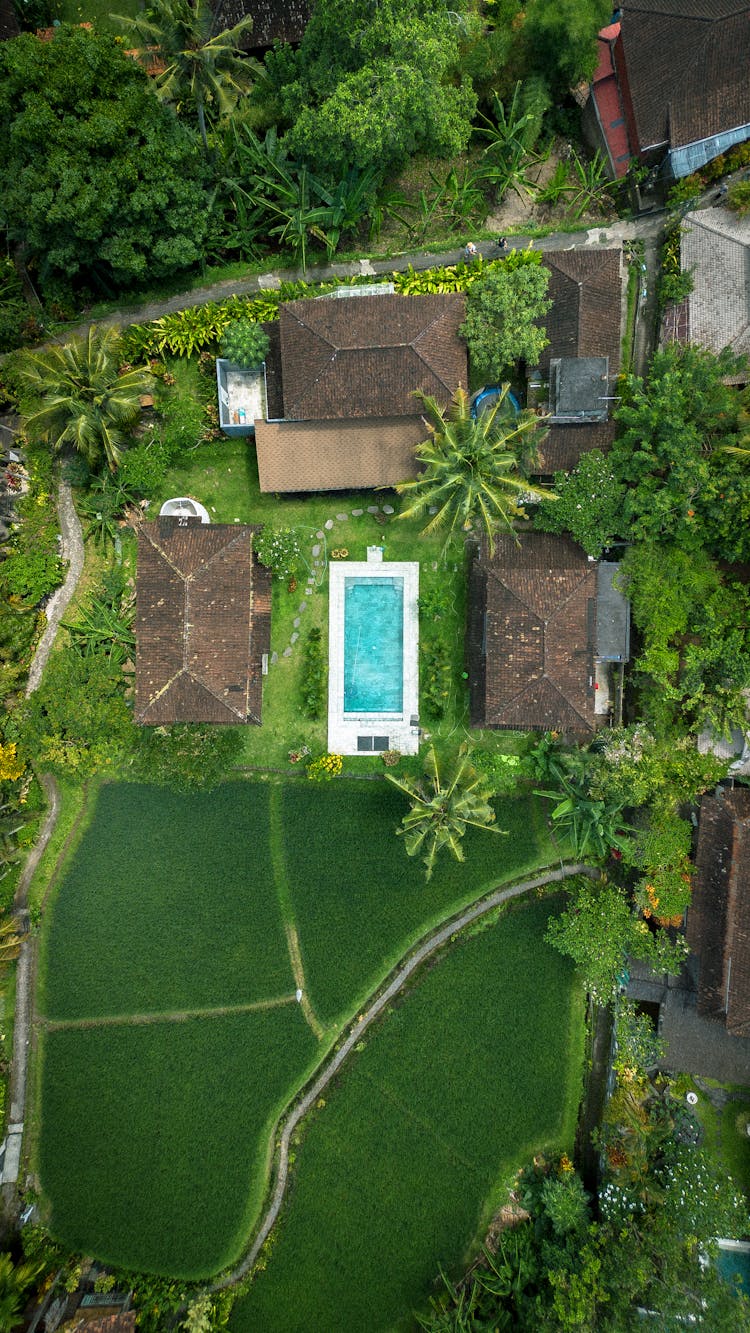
[387, 744, 504, 881]
[396, 386, 553, 555]
[114, 0, 260, 150]
[19, 327, 152, 472]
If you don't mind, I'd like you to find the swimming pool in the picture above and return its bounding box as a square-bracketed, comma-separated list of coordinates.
[328, 557, 419, 756]
[344, 577, 404, 713]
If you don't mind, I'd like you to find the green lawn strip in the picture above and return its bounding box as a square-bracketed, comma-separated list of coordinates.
[57, 0, 142, 36]
[39, 782, 293, 1021]
[721, 1099, 750, 1200]
[230, 897, 583, 1333]
[283, 781, 557, 1026]
[25, 777, 94, 916]
[39, 1007, 320, 1278]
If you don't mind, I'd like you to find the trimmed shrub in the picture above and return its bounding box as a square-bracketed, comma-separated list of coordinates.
[220, 320, 270, 371]
[301, 627, 325, 720]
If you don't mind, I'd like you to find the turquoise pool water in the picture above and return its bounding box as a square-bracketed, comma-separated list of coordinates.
[344, 577, 404, 714]
[717, 1244, 750, 1293]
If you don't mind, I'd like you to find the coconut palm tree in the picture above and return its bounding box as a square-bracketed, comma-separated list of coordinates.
[18, 327, 152, 473]
[0, 1252, 44, 1333]
[115, 0, 260, 152]
[387, 744, 504, 881]
[395, 385, 553, 554]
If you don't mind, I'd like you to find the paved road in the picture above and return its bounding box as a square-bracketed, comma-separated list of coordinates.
[52, 215, 667, 344]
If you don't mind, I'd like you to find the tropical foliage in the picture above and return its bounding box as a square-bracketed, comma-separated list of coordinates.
[114, 0, 259, 151]
[395, 385, 551, 554]
[460, 257, 552, 382]
[18, 328, 152, 472]
[387, 744, 503, 880]
[219, 320, 270, 371]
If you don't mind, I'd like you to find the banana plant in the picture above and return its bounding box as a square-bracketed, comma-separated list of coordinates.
[534, 769, 633, 860]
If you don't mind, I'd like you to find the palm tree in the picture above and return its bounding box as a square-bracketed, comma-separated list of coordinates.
[387, 745, 504, 881]
[395, 386, 552, 554]
[115, 0, 260, 152]
[18, 327, 152, 473]
[0, 1253, 44, 1333]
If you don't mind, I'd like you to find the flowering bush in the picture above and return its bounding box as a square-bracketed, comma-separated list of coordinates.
[534, 449, 625, 557]
[254, 526, 302, 580]
[0, 742, 24, 782]
[307, 753, 343, 781]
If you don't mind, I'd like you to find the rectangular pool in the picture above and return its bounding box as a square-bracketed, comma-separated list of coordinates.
[344, 577, 404, 714]
[328, 558, 419, 756]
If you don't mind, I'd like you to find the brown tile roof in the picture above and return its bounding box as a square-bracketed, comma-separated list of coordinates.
[135, 519, 271, 724]
[619, 2, 750, 153]
[536, 421, 616, 475]
[278, 293, 468, 421]
[467, 532, 598, 734]
[213, 0, 313, 47]
[687, 786, 750, 1038]
[538, 250, 623, 374]
[64, 1314, 136, 1333]
[255, 416, 424, 493]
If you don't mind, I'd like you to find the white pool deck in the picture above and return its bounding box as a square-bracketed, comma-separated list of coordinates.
[328, 554, 420, 756]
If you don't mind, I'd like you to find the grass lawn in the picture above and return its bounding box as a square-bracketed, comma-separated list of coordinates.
[39, 1007, 319, 1277]
[280, 781, 557, 1024]
[40, 782, 291, 1020]
[230, 896, 584, 1333]
[151, 424, 472, 768]
[37, 778, 560, 1277]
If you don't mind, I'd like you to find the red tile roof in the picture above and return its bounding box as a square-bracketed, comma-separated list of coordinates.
[468, 532, 598, 735]
[135, 520, 270, 724]
[536, 421, 616, 476]
[618, 2, 750, 155]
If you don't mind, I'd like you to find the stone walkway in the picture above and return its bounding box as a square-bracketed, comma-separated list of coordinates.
[270, 502, 396, 665]
[213, 861, 600, 1290]
[2, 480, 84, 1204]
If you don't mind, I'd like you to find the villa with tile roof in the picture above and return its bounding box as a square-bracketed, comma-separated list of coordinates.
[687, 786, 750, 1038]
[530, 250, 623, 476]
[586, 2, 750, 182]
[661, 206, 750, 377]
[213, 0, 312, 49]
[254, 291, 468, 493]
[135, 518, 271, 725]
[466, 532, 630, 736]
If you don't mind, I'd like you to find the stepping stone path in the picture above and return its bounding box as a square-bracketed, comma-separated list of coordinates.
[270, 503, 394, 666]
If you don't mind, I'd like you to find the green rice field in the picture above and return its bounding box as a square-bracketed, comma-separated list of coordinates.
[231, 897, 584, 1332]
[38, 778, 563, 1277]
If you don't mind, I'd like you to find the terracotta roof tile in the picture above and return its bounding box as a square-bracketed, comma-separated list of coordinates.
[135, 520, 270, 724]
[538, 250, 623, 373]
[688, 786, 750, 1037]
[278, 293, 468, 420]
[254, 416, 424, 492]
[468, 532, 598, 734]
[536, 421, 616, 475]
[619, 2, 750, 153]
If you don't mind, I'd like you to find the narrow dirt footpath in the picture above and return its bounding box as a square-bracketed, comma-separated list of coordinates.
[214, 861, 599, 1290]
[25, 480, 84, 697]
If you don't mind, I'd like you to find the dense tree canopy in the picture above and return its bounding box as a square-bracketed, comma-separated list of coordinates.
[0, 26, 210, 292]
[270, 0, 477, 180]
[460, 258, 552, 382]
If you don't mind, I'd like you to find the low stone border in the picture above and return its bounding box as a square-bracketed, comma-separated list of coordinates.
[213, 860, 599, 1290]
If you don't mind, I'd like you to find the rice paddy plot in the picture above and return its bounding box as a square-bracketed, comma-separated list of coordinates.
[39, 1006, 319, 1278]
[281, 782, 556, 1024]
[231, 897, 584, 1333]
[41, 783, 292, 1021]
